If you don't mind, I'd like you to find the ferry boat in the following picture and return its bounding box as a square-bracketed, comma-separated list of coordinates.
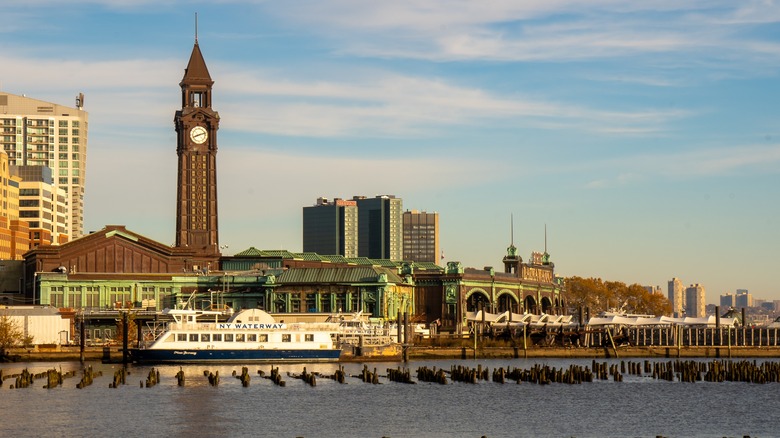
[129, 307, 341, 364]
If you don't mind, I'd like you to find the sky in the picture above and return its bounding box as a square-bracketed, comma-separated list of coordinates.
[1, 1, 779, 304]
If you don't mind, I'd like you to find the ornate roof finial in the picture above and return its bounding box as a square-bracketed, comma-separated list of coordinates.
[511, 213, 514, 246]
[195, 12, 199, 44]
[507, 213, 517, 257]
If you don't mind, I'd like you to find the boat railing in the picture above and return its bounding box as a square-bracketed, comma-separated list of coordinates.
[287, 322, 340, 332]
[337, 332, 397, 346]
[167, 322, 219, 331]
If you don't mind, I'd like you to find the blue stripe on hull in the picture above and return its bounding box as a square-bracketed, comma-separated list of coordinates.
[129, 348, 342, 364]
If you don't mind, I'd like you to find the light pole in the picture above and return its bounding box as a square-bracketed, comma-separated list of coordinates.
[32, 272, 39, 306]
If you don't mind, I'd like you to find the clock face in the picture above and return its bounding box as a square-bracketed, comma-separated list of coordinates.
[189, 126, 208, 144]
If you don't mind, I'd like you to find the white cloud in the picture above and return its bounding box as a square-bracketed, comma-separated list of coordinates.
[579, 143, 780, 189]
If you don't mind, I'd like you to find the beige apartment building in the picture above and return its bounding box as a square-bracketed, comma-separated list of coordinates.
[685, 283, 707, 318]
[0, 92, 88, 240]
[668, 277, 685, 317]
[0, 151, 30, 259]
[14, 166, 70, 247]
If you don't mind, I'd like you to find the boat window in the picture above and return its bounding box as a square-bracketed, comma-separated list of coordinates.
[247, 334, 257, 342]
[189, 334, 199, 342]
[236, 333, 245, 342]
[212, 334, 222, 342]
[225, 333, 234, 342]
[177, 334, 187, 342]
[305, 334, 314, 342]
[282, 334, 291, 342]
[201, 334, 210, 342]
[259, 334, 268, 342]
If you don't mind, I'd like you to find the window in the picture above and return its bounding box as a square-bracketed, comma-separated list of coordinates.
[189, 334, 198, 342]
[200, 334, 210, 342]
[68, 287, 82, 308]
[235, 333, 245, 342]
[259, 334, 268, 342]
[282, 334, 291, 342]
[50, 293, 64, 307]
[305, 334, 314, 342]
[247, 334, 257, 342]
[177, 334, 187, 342]
[190, 92, 203, 107]
[212, 334, 222, 342]
[86, 292, 99, 308]
[224, 333, 234, 342]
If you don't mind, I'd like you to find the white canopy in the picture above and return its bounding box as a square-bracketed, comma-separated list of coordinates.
[586, 314, 738, 327]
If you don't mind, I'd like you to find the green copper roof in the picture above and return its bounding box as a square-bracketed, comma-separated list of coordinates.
[320, 255, 348, 264]
[295, 252, 326, 262]
[234, 247, 265, 257]
[229, 248, 443, 272]
[277, 266, 404, 284]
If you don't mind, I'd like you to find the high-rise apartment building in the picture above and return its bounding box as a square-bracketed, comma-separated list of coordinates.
[0, 92, 88, 240]
[354, 195, 403, 260]
[720, 293, 735, 308]
[0, 151, 30, 259]
[685, 283, 706, 318]
[12, 166, 69, 247]
[402, 210, 439, 264]
[303, 197, 358, 257]
[668, 277, 684, 317]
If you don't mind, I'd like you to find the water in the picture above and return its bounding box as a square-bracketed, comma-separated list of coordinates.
[1, 358, 777, 438]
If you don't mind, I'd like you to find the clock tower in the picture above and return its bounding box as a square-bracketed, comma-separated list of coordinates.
[174, 39, 221, 261]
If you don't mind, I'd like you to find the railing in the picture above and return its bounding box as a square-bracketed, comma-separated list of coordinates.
[583, 326, 780, 348]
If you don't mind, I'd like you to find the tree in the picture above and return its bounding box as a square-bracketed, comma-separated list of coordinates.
[566, 276, 672, 317]
[0, 313, 24, 359]
[114, 312, 138, 344]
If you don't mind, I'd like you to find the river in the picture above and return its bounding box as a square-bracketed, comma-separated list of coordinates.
[0, 357, 776, 438]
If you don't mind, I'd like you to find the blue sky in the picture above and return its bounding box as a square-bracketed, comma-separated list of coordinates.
[2, 1, 779, 304]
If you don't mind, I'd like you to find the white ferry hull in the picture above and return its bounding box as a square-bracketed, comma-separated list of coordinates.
[129, 347, 341, 364]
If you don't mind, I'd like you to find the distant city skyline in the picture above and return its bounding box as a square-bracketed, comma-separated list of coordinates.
[2, 2, 779, 304]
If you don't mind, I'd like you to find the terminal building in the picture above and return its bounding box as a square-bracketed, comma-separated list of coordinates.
[11, 37, 566, 338]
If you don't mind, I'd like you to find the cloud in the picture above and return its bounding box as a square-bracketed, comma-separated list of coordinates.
[215, 66, 688, 138]
[259, 0, 780, 75]
[580, 143, 780, 189]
